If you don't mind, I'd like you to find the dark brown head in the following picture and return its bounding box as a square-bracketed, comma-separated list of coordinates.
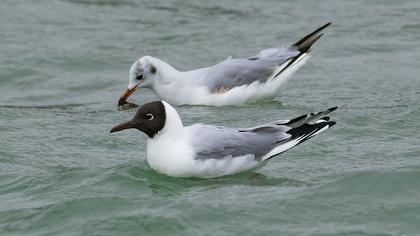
[110, 101, 166, 138]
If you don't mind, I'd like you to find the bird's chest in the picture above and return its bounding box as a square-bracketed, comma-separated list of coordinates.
[146, 137, 195, 177]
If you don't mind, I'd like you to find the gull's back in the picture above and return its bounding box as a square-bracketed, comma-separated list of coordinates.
[201, 47, 300, 91]
[186, 107, 337, 162]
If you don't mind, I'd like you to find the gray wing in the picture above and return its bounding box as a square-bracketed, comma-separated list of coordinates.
[190, 124, 290, 161]
[201, 22, 332, 91]
[190, 107, 337, 161]
[203, 47, 300, 91]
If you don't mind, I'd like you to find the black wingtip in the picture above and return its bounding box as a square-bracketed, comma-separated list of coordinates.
[315, 22, 332, 33]
[321, 116, 330, 122]
[328, 121, 337, 127]
[311, 33, 324, 45]
[321, 22, 332, 29]
[294, 22, 332, 53]
[285, 114, 307, 126]
[328, 107, 338, 112]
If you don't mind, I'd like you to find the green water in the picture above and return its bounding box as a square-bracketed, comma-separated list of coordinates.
[1, 0, 420, 235]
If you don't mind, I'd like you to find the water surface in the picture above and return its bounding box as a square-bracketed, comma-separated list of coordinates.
[1, 0, 420, 235]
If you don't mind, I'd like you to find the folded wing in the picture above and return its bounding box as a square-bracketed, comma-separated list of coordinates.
[203, 22, 331, 92]
[190, 107, 337, 161]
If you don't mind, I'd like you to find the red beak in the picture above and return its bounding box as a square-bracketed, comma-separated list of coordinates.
[110, 120, 137, 133]
[118, 85, 138, 107]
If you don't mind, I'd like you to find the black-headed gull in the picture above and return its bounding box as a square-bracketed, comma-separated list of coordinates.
[118, 22, 331, 108]
[110, 101, 337, 178]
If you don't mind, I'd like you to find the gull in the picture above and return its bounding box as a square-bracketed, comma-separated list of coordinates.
[118, 22, 331, 108]
[110, 101, 337, 178]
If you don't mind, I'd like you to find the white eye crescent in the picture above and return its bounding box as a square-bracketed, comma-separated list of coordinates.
[146, 113, 154, 120]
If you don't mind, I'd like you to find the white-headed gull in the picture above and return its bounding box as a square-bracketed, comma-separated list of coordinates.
[110, 101, 337, 178]
[118, 23, 331, 108]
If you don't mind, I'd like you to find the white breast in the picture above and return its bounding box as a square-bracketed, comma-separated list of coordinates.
[146, 135, 196, 177]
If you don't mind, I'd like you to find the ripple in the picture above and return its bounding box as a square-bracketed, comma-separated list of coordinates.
[63, 0, 136, 7]
[0, 103, 99, 110]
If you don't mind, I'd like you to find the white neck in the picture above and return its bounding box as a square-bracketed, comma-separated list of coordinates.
[148, 57, 180, 83]
[147, 57, 211, 105]
[146, 101, 195, 177]
[149, 56, 210, 83]
[154, 101, 184, 138]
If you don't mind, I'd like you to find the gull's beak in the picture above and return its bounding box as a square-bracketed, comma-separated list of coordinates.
[110, 120, 137, 133]
[118, 85, 138, 107]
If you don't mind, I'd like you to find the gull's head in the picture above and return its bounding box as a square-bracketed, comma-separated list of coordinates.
[110, 100, 183, 138]
[118, 56, 158, 107]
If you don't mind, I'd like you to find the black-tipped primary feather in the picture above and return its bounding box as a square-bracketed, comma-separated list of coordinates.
[321, 117, 330, 122]
[294, 22, 331, 53]
[272, 22, 331, 78]
[284, 107, 337, 128]
[287, 121, 335, 140]
[193, 107, 337, 162]
[264, 120, 335, 161]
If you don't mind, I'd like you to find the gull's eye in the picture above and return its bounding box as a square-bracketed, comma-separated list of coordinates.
[145, 113, 154, 120]
[136, 74, 144, 81]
